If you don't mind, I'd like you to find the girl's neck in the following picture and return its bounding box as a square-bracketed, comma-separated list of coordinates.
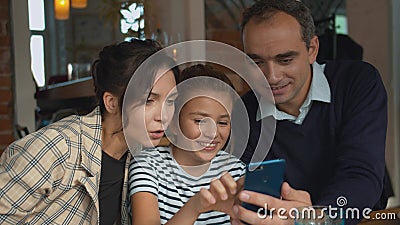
[171, 145, 210, 177]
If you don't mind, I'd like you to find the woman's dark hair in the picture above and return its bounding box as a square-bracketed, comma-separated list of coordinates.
[91, 39, 179, 117]
[241, 0, 315, 48]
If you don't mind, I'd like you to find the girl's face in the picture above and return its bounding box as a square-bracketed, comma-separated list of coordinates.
[125, 70, 177, 148]
[173, 91, 232, 166]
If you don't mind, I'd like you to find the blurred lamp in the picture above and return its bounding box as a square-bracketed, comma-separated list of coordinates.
[71, 0, 87, 9]
[54, 0, 69, 20]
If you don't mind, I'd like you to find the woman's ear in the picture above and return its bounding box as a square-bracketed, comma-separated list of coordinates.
[103, 92, 120, 114]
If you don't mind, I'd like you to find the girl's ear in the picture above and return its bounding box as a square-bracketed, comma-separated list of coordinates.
[103, 92, 120, 114]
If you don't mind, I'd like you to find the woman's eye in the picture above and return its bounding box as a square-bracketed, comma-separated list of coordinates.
[146, 99, 155, 104]
[194, 119, 205, 124]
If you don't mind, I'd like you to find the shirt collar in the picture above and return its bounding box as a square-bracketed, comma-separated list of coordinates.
[256, 62, 331, 121]
[309, 63, 330, 104]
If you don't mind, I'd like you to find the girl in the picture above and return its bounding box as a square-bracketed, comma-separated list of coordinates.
[129, 64, 245, 225]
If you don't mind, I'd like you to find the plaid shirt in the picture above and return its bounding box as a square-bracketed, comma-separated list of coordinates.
[0, 107, 131, 225]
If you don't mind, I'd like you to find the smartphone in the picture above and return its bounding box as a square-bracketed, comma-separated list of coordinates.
[242, 159, 286, 212]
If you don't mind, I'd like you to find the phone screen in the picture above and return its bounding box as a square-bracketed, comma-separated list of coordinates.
[242, 159, 286, 212]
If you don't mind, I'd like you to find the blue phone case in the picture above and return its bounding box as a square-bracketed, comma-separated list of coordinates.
[242, 159, 286, 212]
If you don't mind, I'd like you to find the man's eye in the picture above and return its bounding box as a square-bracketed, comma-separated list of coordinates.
[146, 99, 154, 104]
[248, 58, 262, 66]
[279, 58, 293, 64]
[251, 60, 263, 66]
[166, 99, 175, 105]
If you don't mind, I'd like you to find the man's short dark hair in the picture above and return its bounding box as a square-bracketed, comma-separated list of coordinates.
[241, 0, 315, 48]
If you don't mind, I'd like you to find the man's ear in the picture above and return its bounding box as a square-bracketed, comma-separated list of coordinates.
[103, 92, 120, 114]
[308, 35, 319, 64]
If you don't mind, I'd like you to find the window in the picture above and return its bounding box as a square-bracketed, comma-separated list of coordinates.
[27, 0, 146, 87]
[30, 35, 45, 87]
[335, 14, 348, 35]
[28, 0, 46, 87]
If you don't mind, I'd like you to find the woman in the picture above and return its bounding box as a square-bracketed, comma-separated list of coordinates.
[0, 39, 179, 225]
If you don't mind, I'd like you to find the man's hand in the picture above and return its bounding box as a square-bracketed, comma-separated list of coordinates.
[231, 182, 312, 225]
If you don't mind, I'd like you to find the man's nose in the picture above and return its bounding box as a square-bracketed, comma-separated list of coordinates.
[262, 63, 281, 84]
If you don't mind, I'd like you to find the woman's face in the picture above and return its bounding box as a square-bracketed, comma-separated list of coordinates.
[124, 70, 177, 149]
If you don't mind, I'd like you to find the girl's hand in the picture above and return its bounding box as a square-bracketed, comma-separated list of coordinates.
[191, 172, 239, 218]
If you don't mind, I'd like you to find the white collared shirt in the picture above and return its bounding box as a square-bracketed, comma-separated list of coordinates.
[257, 62, 331, 125]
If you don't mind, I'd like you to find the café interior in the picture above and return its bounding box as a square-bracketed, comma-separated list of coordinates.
[1, 0, 399, 224]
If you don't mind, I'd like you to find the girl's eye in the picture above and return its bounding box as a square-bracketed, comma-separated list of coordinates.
[218, 121, 229, 126]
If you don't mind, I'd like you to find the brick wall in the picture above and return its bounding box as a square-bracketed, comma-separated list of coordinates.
[0, 0, 14, 155]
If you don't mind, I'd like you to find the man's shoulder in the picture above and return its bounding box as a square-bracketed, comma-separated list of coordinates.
[324, 60, 380, 81]
[240, 91, 258, 111]
[324, 60, 385, 96]
[236, 91, 259, 124]
[241, 90, 257, 103]
[325, 60, 375, 68]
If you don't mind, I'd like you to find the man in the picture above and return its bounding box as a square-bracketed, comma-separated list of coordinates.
[232, 0, 388, 224]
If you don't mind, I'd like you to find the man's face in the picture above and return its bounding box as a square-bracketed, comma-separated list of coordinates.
[242, 12, 319, 115]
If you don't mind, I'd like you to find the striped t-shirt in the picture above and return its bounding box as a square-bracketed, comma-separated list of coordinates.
[128, 146, 246, 225]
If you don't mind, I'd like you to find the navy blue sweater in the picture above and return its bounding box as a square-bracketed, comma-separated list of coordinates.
[238, 61, 388, 224]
